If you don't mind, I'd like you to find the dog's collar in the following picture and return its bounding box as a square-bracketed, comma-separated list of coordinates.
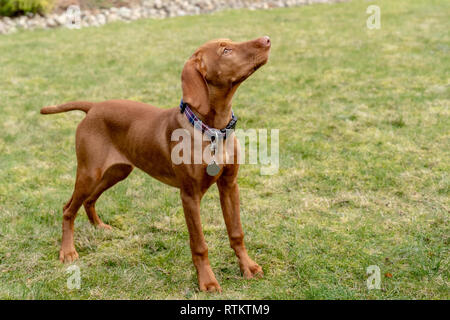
[179, 99, 237, 140]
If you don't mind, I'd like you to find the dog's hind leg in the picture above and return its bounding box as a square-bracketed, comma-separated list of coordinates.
[60, 118, 107, 262]
[60, 171, 96, 263]
[83, 164, 133, 229]
[59, 116, 133, 262]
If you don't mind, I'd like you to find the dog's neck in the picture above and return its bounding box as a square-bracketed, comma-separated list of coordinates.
[193, 85, 239, 129]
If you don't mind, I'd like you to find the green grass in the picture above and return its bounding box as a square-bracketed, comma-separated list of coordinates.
[0, 0, 449, 299]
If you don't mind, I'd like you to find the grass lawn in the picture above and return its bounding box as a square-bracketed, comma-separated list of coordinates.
[0, 0, 448, 299]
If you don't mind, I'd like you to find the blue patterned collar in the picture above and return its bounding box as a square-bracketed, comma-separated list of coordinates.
[179, 99, 237, 140]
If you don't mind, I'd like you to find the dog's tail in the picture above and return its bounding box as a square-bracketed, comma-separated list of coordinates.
[40, 101, 94, 115]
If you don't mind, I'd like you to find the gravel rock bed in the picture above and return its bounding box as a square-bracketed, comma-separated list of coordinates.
[0, 0, 344, 34]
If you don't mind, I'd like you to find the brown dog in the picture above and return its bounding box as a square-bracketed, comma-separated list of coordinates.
[41, 36, 271, 292]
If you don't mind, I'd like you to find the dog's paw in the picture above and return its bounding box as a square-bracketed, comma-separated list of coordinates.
[199, 279, 222, 293]
[240, 260, 263, 279]
[97, 223, 112, 230]
[59, 248, 79, 263]
[198, 269, 222, 293]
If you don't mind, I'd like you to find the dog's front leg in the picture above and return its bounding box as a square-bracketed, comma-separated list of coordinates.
[180, 189, 221, 292]
[217, 175, 263, 279]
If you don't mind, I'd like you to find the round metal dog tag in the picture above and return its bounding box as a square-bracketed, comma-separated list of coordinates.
[206, 160, 220, 176]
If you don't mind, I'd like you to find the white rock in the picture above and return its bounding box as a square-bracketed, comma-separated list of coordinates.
[154, 0, 163, 9]
[119, 7, 132, 19]
[55, 15, 67, 26]
[96, 13, 106, 25]
[46, 18, 57, 28]
[107, 13, 119, 22]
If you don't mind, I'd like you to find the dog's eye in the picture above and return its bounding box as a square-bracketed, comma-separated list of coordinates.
[223, 48, 232, 55]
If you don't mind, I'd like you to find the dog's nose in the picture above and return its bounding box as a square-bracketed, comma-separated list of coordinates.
[260, 36, 271, 47]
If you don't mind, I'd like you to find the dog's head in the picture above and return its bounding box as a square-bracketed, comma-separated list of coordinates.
[181, 37, 271, 116]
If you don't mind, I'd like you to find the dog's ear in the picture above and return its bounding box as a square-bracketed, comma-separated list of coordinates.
[181, 54, 209, 116]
